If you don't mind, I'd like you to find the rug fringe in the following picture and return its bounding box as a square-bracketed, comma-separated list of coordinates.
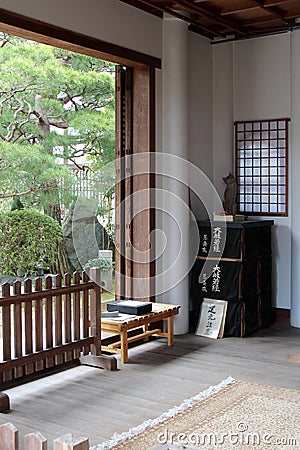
[92, 376, 236, 450]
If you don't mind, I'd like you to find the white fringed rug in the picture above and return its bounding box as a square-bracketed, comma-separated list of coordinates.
[93, 377, 300, 450]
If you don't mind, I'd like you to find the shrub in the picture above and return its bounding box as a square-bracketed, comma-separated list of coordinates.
[0, 209, 62, 276]
[83, 257, 113, 272]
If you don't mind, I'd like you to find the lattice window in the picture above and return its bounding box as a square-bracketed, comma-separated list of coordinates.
[235, 118, 289, 216]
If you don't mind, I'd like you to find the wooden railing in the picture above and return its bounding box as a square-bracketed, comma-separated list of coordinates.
[0, 422, 90, 449]
[0, 423, 198, 450]
[0, 269, 116, 409]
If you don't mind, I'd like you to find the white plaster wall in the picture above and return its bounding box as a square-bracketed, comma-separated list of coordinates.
[212, 33, 295, 310]
[233, 34, 291, 310]
[212, 43, 234, 200]
[188, 32, 213, 219]
[0, 0, 162, 58]
[233, 34, 291, 120]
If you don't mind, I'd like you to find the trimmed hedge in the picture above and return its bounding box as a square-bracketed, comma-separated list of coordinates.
[0, 209, 62, 276]
[83, 257, 113, 272]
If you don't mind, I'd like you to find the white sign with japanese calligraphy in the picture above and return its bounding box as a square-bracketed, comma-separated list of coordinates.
[212, 227, 222, 253]
[196, 298, 228, 339]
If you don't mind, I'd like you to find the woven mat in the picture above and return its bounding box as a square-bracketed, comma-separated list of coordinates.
[94, 377, 300, 450]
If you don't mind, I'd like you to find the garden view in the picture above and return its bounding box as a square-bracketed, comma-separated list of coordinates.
[0, 33, 116, 298]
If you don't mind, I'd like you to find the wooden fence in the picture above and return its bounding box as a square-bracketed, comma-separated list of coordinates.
[0, 423, 199, 450]
[0, 422, 90, 449]
[0, 269, 116, 408]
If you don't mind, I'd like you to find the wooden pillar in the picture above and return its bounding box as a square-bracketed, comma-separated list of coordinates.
[115, 66, 155, 301]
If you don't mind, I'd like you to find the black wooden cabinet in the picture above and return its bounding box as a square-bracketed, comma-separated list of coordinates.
[191, 220, 274, 337]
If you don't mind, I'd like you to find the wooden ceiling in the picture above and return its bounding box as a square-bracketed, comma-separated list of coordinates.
[119, 0, 300, 41]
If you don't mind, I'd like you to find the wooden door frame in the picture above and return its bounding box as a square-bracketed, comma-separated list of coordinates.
[0, 8, 161, 69]
[0, 8, 159, 300]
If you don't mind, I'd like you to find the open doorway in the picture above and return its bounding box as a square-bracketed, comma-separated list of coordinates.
[0, 32, 117, 304]
[0, 11, 159, 302]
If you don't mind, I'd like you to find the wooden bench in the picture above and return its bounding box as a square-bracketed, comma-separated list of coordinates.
[101, 303, 180, 363]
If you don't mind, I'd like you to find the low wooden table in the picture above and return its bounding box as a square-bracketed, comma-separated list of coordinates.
[101, 303, 180, 363]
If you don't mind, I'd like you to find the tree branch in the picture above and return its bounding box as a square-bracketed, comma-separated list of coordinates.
[0, 181, 58, 200]
[48, 118, 68, 129]
[0, 187, 34, 199]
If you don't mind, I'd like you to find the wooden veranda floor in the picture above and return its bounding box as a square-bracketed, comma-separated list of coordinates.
[1, 322, 300, 448]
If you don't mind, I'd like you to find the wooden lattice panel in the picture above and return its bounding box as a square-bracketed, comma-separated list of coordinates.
[235, 118, 289, 216]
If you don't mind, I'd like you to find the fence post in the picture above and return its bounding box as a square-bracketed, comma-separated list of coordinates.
[0, 423, 19, 450]
[53, 433, 89, 450]
[79, 268, 117, 370]
[24, 432, 47, 450]
[0, 392, 10, 412]
[13, 280, 24, 377]
[89, 267, 101, 356]
[2, 283, 12, 382]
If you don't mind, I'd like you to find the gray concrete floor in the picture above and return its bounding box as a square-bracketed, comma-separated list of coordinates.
[1, 322, 300, 448]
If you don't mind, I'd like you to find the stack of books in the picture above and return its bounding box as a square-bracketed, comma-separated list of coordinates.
[213, 213, 245, 222]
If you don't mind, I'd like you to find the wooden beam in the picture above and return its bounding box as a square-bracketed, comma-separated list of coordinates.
[79, 354, 117, 370]
[262, 4, 288, 22]
[220, 2, 261, 16]
[133, 0, 224, 37]
[219, 0, 288, 24]
[285, 10, 300, 19]
[118, 0, 162, 17]
[242, 16, 281, 26]
[244, 24, 290, 36]
[174, 0, 247, 35]
[0, 7, 161, 69]
[132, 67, 152, 300]
[264, 0, 291, 5]
[238, 0, 287, 23]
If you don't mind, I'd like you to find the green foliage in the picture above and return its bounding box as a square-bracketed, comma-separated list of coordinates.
[0, 209, 63, 275]
[0, 35, 115, 151]
[83, 257, 113, 272]
[0, 34, 115, 207]
[0, 33, 116, 264]
[0, 141, 74, 209]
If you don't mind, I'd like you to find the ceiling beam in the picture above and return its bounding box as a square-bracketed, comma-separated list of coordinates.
[263, 0, 292, 5]
[119, 0, 297, 40]
[117, 0, 162, 17]
[173, 0, 247, 35]
[242, 16, 282, 26]
[220, 4, 261, 16]
[264, 8, 288, 22]
[252, 0, 288, 23]
[285, 10, 300, 19]
[131, 0, 224, 37]
[219, 0, 289, 24]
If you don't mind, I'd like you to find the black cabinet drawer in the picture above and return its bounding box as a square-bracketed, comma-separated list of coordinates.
[197, 221, 272, 259]
[191, 221, 274, 337]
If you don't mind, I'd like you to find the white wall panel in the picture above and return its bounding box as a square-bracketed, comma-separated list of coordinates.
[233, 34, 291, 310]
[0, 0, 162, 58]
